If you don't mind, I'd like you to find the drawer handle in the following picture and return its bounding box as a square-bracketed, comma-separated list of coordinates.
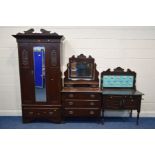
[68, 102, 74, 105]
[90, 102, 95, 106]
[90, 94, 95, 98]
[37, 112, 41, 116]
[29, 111, 33, 115]
[68, 94, 74, 98]
[68, 110, 74, 114]
[49, 111, 53, 115]
[89, 111, 95, 115]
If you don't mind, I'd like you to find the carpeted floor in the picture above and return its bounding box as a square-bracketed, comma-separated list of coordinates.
[0, 116, 155, 129]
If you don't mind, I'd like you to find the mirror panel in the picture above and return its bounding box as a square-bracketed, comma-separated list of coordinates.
[33, 46, 47, 102]
[70, 61, 93, 79]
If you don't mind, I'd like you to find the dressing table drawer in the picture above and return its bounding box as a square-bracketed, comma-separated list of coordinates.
[63, 100, 101, 108]
[64, 108, 101, 117]
[62, 93, 101, 100]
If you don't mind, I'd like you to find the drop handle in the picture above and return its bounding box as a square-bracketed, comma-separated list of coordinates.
[50, 78, 54, 80]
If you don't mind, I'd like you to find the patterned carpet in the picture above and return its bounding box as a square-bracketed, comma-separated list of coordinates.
[0, 116, 155, 129]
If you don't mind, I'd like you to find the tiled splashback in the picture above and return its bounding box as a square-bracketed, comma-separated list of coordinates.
[102, 75, 134, 88]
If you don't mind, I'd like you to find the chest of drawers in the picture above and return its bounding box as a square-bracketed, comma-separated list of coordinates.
[61, 88, 102, 119]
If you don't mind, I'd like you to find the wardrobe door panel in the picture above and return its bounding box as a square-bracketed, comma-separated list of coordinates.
[18, 43, 35, 104]
[46, 43, 60, 67]
[46, 69, 61, 105]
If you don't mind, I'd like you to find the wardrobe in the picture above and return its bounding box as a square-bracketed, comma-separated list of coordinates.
[13, 29, 64, 123]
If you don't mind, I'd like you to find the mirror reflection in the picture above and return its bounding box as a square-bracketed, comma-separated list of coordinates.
[70, 61, 93, 78]
[33, 46, 47, 102]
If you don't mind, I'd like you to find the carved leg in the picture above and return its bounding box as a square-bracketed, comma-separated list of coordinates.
[102, 110, 104, 125]
[136, 111, 140, 125]
[130, 110, 132, 118]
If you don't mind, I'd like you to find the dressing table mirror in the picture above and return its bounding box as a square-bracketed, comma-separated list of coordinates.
[64, 54, 99, 87]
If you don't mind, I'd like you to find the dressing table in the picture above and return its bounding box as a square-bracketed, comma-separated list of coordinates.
[61, 54, 102, 120]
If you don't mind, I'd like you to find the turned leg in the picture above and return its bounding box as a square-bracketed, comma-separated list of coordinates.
[136, 111, 140, 125]
[102, 110, 104, 125]
[130, 110, 132, 118]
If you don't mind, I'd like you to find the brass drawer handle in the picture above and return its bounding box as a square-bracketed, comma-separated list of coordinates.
[49, 111, 53, 115]
[90, 94, 95, 98]
[90, 102, 95, 106]
[37, 112, 40, 116]
[68, 102, 74, 105]
[68, 110, 74, 114]
[89, 110, 95, 115]
[29, 111, 33, 115]
[68, 94, 74, 98]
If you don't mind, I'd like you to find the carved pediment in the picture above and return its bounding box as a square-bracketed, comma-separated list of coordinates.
[114, 67, 124, 72]
[13, 29, 64, 40]
[70, 54, 93, 60]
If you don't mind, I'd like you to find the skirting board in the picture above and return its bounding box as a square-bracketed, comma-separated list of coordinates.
[0, 110, 155, 117]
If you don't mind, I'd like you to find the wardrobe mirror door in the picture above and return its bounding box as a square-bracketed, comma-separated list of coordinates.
[33, 46, 47, 102]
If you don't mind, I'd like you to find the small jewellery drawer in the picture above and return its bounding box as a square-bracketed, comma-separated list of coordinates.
[23, 108, 61, 118]
[63, 100, 101, 108]
[62, 93, 101, 100]
[64, 108, 101, 117]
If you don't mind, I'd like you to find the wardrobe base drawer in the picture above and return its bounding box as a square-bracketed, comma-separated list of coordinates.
[22, 108, 62, 123]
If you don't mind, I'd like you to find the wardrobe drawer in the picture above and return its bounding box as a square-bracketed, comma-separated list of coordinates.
[63, 100, 101, 108]
[64, 108, 101, 117]
[23, 108, 61, 119]
[62, 93, 101, 100]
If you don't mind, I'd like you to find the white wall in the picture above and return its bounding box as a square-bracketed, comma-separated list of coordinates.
[0, 26, 155, 116]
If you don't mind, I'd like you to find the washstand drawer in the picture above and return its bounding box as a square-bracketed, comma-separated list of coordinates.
[62, 93, 101, 100]
[63, 100, 101, 108]
[23, 108, 61, 118]
[123, 98, 140, 109]
[64, 108, 101, 117]
[103, 95, 141, 109]
[103, 95, 141, 101]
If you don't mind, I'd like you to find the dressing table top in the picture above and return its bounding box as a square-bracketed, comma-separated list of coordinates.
[61, 87, 102, 93]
